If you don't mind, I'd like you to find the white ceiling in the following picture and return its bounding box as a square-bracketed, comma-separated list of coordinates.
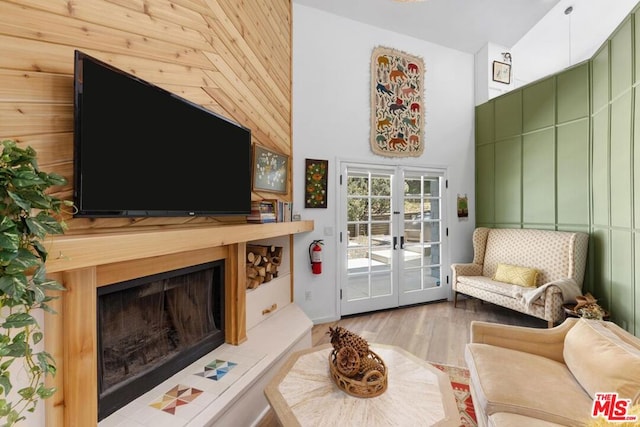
[292, 0, 563, 54]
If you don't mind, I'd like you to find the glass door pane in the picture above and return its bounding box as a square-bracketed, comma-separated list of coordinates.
[339, 163, 449, 316]
[343, 167, 397, 315]
[400, 171, 448, 305]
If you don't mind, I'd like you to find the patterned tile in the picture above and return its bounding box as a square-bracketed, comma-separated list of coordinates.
[194, 359, 238, 381]
[100, 348, 267, 426]
[149, 384, 203, 415]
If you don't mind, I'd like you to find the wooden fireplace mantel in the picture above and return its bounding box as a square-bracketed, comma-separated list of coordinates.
[44, 220, 314, 273]
[42, 220, 314, 426]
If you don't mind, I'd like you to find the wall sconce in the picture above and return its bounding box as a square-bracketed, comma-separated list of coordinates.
[501, 52, 512, 63]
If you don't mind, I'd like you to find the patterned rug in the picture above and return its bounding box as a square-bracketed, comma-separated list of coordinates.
[432, 363, 477, 427]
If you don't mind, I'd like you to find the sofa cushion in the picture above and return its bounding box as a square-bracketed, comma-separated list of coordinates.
[564, 319, 640, 404]
[493, 263, 539, 287]
[465, 342, 592, 426]
[457, 276, 524, 298]
[456, 276, 546, 307]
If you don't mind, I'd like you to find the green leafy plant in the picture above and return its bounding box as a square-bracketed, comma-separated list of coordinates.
[0, 139, 70, 425]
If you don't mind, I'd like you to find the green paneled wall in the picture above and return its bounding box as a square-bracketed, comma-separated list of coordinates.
[611, 19, 633, 100]
[557, 65, 590, 122]
[611, 230, 633, 325]
[475, 64, 590, 230]
[494, 91, 522, 140]
[475, 7, 640, 335]
[610, 92, 632, 229]
[591, 227, 611, 306]
[523, 129, 555, 225]
[523, 79, 555, 132]
[494, 137, 522, 224]
[476, 101, 494, 144]
[591, 108, 609, 226]
[592, 44, 609, 112]
[557, 120, 590, 225]
[476, 143, 495, 224]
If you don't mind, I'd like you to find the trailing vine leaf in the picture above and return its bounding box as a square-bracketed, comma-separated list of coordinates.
[0, 276, 27, 301]
[3, 313, 36, 329]
[0, 139, 70, 425]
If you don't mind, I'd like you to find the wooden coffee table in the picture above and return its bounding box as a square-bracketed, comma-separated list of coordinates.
[265, 343, 459, 426]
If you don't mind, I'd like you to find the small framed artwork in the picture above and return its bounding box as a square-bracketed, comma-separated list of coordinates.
[492, 61, 511, 84]
[457, 194, 468, 218]
[252, 144, 289, 193]
[305, 159, 328, 208]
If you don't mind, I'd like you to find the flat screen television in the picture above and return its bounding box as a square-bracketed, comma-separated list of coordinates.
[73, 50, 252, 217]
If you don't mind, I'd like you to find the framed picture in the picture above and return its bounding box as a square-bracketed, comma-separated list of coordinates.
[492, 61, 511, 84]
[252, 145, 289, 193]
[305, 159, 328, 208]
[457, 194, 468, 218]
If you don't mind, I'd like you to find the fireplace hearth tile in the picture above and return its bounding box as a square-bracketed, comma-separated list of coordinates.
[97, 412, 144, 427]
[127, 401, 184, 426]
[194, 359, 238, 380]
[149, 384, 203, 414]
[101, 346, 267, 426]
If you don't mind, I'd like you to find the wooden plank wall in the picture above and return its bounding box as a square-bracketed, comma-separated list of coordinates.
[0, 0, 292, 232]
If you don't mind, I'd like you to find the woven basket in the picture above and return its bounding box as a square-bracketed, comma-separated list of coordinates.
[328, 348, 387, 398]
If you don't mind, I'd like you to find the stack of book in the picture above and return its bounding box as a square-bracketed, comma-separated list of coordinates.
[246, 199, 294, 223]
[276, 200, 293, 222]
[246, 200, 277, 223]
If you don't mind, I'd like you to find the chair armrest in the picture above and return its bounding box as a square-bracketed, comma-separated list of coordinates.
[451, 263, 483, 277]
[469, 318, 579, 363]
[451, 263, 483, 291]
[546, 277, 582, 301]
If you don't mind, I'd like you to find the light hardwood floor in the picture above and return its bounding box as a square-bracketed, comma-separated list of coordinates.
[309, 296, 547, 367]
[257, 296, 549, 426]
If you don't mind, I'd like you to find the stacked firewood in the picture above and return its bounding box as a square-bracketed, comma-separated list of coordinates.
[246, 244, 283, 289]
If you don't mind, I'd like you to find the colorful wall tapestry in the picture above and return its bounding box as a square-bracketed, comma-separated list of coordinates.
[305, 159, 328, 208]
[370, 46, 424, 157]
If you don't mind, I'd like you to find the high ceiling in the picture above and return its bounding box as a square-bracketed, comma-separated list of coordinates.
[292, 0, 563, 54]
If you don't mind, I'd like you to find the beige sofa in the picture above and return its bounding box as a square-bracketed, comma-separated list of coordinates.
[465, 318, 640, 427]
[451, 227, 589, 327]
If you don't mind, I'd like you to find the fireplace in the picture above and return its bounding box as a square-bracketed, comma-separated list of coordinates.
[97, 260, 225, 420]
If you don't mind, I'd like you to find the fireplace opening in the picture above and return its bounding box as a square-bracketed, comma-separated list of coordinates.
[97, 261, 225, 420]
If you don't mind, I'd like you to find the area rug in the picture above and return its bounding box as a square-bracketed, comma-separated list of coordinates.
[431, 363, 477, 427]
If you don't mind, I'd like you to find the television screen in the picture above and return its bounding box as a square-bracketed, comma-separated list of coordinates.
[73, 50, 252, 217]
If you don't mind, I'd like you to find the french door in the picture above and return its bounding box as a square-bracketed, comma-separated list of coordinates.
[339, 162, 448, 316]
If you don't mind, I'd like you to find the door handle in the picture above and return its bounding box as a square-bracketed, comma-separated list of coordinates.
[393, 236, 398, 250]
[400, 236, 405, 249]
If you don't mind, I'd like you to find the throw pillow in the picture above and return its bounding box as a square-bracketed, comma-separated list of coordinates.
[564, 319, 640, 405]
[492, 263, 539, 287]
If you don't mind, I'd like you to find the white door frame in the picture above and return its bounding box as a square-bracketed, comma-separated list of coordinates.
[336, 159, 449, 317]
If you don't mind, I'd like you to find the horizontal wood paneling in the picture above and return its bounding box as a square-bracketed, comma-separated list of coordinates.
[0, 2, 293, 425]
[0, 0, 292, 230]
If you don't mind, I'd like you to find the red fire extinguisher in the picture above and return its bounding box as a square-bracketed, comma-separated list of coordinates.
[309, 239, 324, 274]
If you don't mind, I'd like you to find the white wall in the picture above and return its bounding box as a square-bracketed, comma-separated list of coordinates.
[292, 4, 476, 324]
[475, 42, 515, 105]
[474, 1, 638, 102]
[512, 0, 638, 87]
